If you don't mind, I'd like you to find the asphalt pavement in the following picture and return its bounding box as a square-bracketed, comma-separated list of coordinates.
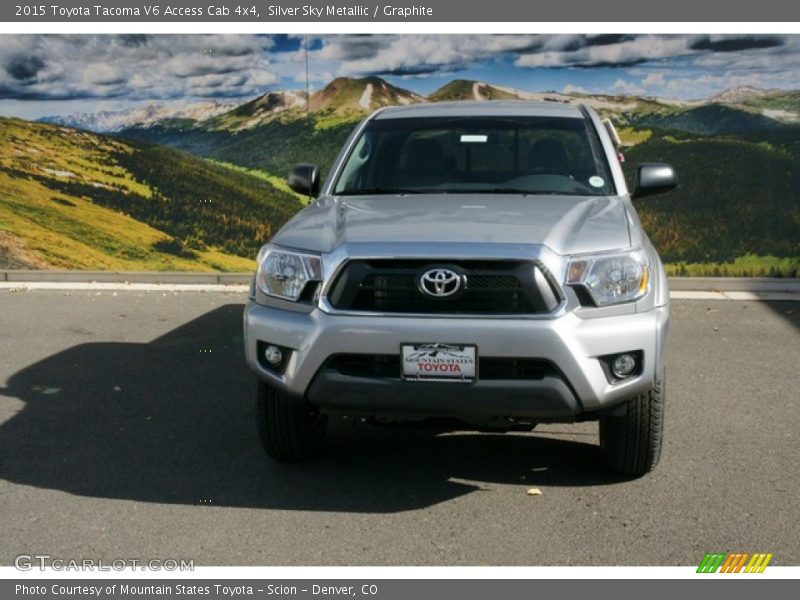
[0, 290, 798, 566]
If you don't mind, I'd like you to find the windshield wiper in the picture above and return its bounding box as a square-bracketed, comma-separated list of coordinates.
[482, 188, 535, 195]
[341, 187, 593, 197]
[483, 188, 591, 196]
[440, 188, 540, 195]
[339, 188, 424, 196]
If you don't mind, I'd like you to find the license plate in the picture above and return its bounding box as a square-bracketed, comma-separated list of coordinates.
[401, 343, 477, 382]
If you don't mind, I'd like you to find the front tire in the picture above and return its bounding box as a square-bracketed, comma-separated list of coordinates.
[255, 380, 327, 461]
[599, 369, 665, 477]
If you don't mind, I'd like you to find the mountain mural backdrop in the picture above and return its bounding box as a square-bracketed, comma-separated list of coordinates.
[1, 34, 799, 275]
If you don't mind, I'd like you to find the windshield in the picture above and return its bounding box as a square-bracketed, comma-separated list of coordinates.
[333, 115, 616, 197]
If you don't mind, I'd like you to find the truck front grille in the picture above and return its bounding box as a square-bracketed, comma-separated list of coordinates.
[326, 259, 560, 315]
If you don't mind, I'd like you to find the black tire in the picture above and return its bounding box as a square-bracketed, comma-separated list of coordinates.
[255, 380, 327, 461]
[599, 368, 665, 477]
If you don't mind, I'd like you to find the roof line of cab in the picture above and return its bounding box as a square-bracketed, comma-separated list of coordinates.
[370, 100, 588, 120]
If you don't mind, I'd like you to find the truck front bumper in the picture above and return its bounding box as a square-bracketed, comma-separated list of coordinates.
[244, 302, 669, 420]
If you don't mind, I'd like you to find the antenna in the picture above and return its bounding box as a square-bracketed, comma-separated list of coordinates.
[304, 34, 310, 126]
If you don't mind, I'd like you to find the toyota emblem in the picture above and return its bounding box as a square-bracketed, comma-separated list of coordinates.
[418, 268, 463, 298]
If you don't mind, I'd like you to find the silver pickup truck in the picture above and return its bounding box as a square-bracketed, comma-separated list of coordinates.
[244, 101, 678, 476]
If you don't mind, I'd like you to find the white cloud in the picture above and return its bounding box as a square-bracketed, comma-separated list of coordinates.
[81, 64, 125, 86]
[515, 36, 693, 68]
[297, 34, 545, 77]
[611, 78, 646, 96]
[293, 70, 334, 84]
[0, 35, 277, 101]
[1, 33, 798, 108]
[642, 72, 665, 87]
[562, 84, 591, 95]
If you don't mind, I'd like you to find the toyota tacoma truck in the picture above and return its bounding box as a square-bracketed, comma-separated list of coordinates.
[244, 101, 677, 476]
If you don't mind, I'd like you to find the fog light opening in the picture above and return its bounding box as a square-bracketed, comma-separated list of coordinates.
[611, 353, 637, 379]
[263, 345, 283, 366]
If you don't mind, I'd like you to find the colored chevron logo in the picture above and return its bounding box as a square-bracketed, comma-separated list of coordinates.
[697, 552, 773, 573]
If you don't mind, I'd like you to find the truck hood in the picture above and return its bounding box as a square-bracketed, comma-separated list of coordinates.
[273, 194, 632, 256]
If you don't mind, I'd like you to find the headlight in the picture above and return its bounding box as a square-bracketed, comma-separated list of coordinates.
[256, 244, 322, 301]
[566, 250, 649, 306]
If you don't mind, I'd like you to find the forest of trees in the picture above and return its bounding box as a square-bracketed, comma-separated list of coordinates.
[122, 117, 355, 183]
[625, 130, 800, 264]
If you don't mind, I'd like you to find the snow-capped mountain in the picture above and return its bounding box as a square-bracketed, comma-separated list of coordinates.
[708, 86, 775, 104]
[38, 78, 800, 136]
[39, 100, 236, 133]
[308, 76, 422, 113]
[205, 90, 307, 130]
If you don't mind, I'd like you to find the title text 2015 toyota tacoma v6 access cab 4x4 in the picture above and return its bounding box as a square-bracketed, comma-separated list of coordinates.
[244, 101, 678, 476]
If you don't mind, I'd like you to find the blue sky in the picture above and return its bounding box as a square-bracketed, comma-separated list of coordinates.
[1, 34, 799, 119]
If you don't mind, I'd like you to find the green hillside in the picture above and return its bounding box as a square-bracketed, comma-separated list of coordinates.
[630, 104, 786, 135]
[625, 132, 800, 266]
[0, 118, 301, 270]
[122, 116, 357, 184]
[739, 90, 800, 113]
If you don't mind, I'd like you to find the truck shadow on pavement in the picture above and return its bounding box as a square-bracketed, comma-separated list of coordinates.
[0, 304, 625, 513]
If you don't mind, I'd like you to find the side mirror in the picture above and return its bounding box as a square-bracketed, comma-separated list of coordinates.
[633, 163, 678, 199]
[288, 164, 320, 198]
